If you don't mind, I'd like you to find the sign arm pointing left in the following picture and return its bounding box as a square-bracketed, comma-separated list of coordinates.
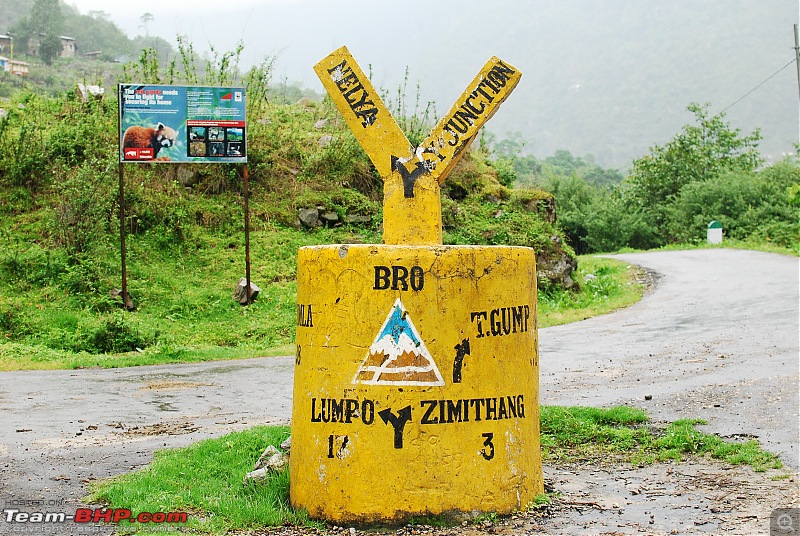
[314, 46, 412, 178]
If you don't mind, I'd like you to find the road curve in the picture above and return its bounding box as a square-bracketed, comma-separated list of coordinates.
[0, 248, 797, 511]
[540, 248, 799, 467]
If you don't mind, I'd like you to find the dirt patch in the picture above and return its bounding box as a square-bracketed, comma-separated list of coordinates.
[630, 265, 659, 292]
[121, 420, 201, 437]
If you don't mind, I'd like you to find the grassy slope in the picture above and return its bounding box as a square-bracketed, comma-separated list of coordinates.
[0, 85, 595, 371]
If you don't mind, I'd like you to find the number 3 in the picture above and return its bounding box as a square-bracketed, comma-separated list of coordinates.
[481, 432, 495, 460]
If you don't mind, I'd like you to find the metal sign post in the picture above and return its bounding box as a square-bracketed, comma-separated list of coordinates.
[243, 164, 252, 304]
[116, 83, 248, 308]
[117, 162, 133, 310]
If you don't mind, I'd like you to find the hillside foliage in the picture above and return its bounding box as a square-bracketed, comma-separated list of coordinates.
[0, 44, 571, 364]
[498, 106, 799, 255]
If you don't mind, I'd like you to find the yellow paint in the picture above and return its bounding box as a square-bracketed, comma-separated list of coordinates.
[293, 48, 538, 523]
[314, 49, 520, 246]
[313, 46, 410, 178]
[381, 173, 443, 245]
[290, 245, 542, 523]
[419, 57, 521, 185]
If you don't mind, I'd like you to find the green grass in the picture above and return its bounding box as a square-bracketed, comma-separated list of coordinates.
[88, 425, 317, 534]
[537, 256, 647, 327]
[89, 407, 783, 533]
[0, 216, 377, 370]
[540, 406, 783, 472]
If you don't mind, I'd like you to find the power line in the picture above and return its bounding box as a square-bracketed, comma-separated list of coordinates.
[719, 57, 796, 113]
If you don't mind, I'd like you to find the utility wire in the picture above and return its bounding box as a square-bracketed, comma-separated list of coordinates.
[614, 58, 797, 175]
[719, 57, 797, 113]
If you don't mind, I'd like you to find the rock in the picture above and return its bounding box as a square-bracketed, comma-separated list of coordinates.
[522, 195, 557, 223]
[298, 208, 321, 228]
[318, 134, 335, 147]
[320, 211, 339, 225]
[314, 118, 328, 129]
[280, 436, 291, 453]
[255, 445, 282, 470]
[244, 467, 269, 483]
[175, 165, 198, 187]
[244, 445, 288, 482]
[77, 84, 104, 102]
[344, 214, 372, 225]
[530, 226, 579, 290]
[296, 97, 314, 108]
[232, 278, 261, 305]
[536, 246, 578, 291]
[584, 274, 597, 283]
[0, 108, 7, 120]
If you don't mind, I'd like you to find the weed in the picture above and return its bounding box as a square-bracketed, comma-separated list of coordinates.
[381, 67, 437, 147]
[542, 406, 782, 471]
[471, 511, 497, 525]
[89, 314, 152, 354]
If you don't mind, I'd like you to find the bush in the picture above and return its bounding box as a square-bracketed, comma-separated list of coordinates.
[667, 161, 799, 247]
[90, 314, 151, 354]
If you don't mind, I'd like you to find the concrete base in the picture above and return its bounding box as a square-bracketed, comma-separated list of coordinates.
[290, 244, 542, 523]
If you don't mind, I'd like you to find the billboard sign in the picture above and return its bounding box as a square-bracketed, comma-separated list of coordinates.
[119, 84, 246, 163]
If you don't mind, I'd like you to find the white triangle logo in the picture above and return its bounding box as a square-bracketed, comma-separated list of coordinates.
[353, 298, 445, 386]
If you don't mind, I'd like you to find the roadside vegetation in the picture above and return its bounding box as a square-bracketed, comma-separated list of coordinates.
[89, 407, 784, 533]
[508, 105, 799, 256]
[0, 37, 627, 371]
[0, 4, 796, 371]
[1, 7, 793, 534]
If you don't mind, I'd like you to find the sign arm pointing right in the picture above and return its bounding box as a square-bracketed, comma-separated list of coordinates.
[315, 47, 521, 246]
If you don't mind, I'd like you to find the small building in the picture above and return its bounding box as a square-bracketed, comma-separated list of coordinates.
[0, 34, 12, 56]
[0, 55, 30, 76]
[59, 36, 76, 58]
[27, 35, 77, 58]
[83, 50, 102, 60]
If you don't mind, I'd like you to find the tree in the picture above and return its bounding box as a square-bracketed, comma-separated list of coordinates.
[139, 12, 154, 37]
[625, 103, 762, 232]
[12, 0, 64, 64]
[38, 33, 63, 64]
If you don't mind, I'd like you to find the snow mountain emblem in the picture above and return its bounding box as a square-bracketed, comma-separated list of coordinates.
[353, 298, 444, 386]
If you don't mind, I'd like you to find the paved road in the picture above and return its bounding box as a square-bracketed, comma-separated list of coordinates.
[541, 249, 799, 467]
[0, 248, 797, 513]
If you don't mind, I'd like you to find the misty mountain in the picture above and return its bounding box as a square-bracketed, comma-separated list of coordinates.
[4, 0, 797, 169]
[343, 0, 797, 168]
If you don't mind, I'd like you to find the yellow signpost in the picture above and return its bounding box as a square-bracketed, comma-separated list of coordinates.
[291, 47, 541, 523]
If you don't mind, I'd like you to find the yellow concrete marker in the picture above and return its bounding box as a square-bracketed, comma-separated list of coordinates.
[292, 48, 541, 524]
[315, 46, 441, 244]
[315, 48, 520, 246]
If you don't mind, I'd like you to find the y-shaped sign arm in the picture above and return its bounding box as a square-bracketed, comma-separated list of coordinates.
[315, 46, 521, 245]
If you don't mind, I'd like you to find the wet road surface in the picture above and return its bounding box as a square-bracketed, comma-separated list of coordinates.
[0, 248, 797, 531]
